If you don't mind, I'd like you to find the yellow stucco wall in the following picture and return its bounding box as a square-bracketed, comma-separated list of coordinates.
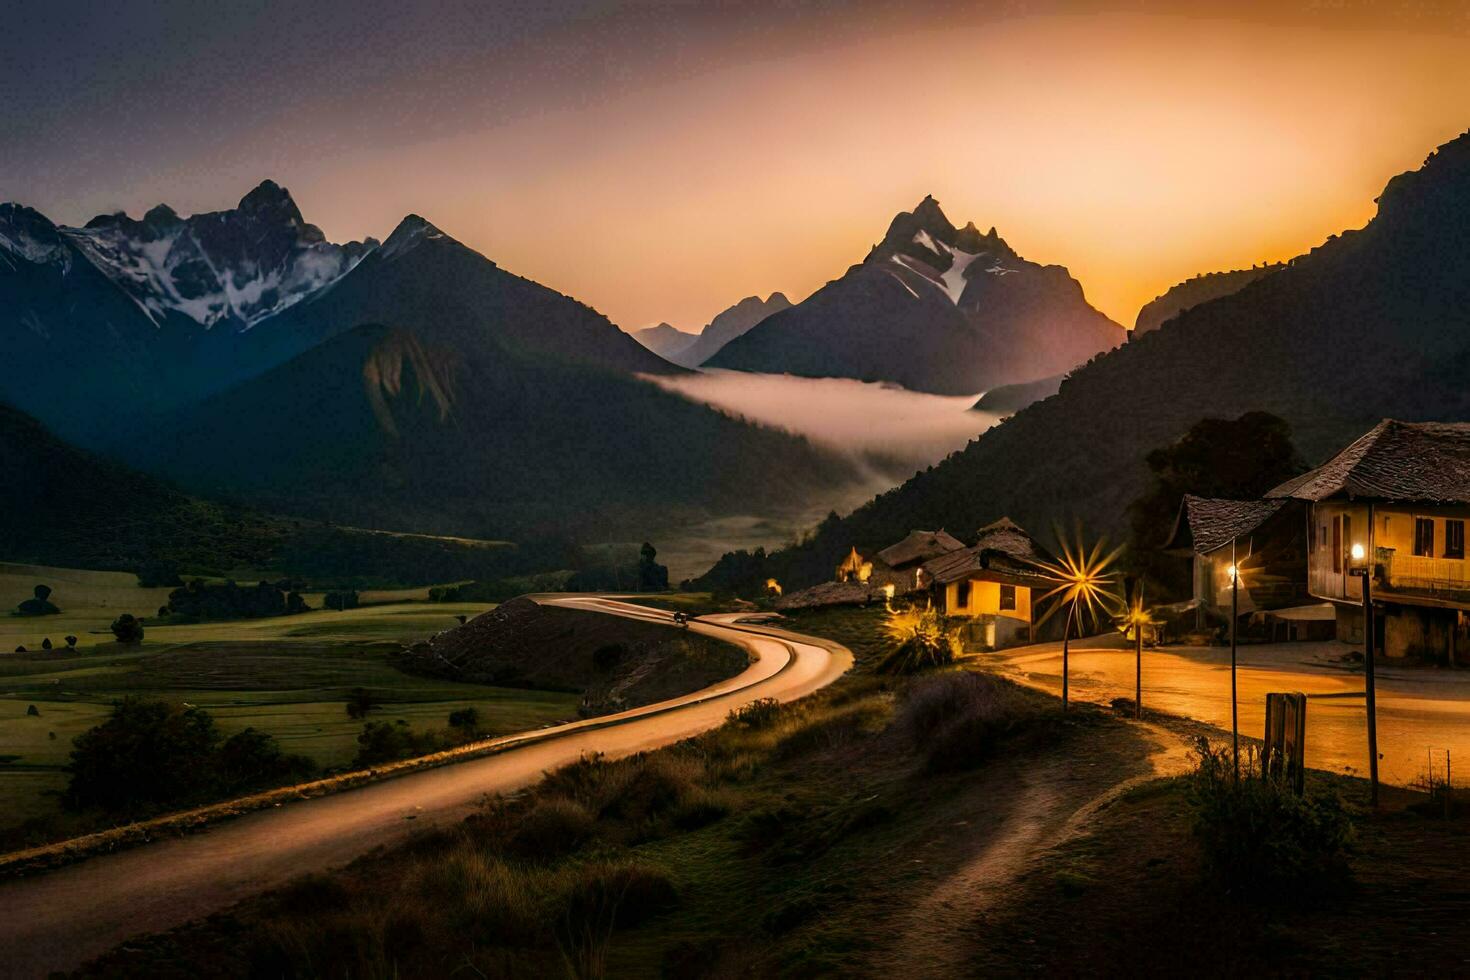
[945, 579, 1031, 622]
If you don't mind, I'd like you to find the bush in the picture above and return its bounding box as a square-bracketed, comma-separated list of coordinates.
[352, 720, 448, 767]
[63, 698, 311, 814]
[895, 672, 1039, 773]
[323, 590, 360, 611]
[16, 584, 61, 616]
[345, 687, 379, 720]
[448, 706, 481, 733]
[877, 607, 961, 674]
[65, 697, 221, 811]
[109, 613, 145, 644]
[508, 796, 597, 859]
[728, 697, 783, 730]
[1188, 737, 1354, 900]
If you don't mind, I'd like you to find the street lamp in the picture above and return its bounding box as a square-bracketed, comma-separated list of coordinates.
[1227, 561, 1240, 782]
[1349, 539, 1380, 807]
[1030, 531, 1124, 713]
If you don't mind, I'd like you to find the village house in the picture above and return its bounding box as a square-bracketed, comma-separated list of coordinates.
[920, 518, 1052, 651]
[1266, 419, 1470, 661]
[1162, 494, 1328, 640]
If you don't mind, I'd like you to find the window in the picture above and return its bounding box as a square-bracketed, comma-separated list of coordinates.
[999, 585, 1017, 611]
[955, 581, 971, 609]
[1447, 520, 1465, 560]
[1415, 518, 1436, 558]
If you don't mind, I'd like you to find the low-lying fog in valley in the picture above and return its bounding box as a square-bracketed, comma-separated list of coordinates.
[642, 370, 1003, 579]
[645, 369, 999, 476]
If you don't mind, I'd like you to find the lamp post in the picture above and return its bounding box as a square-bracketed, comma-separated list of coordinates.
[1227, 560, 1240, 783]
[1350, 541, 1380, 807]
[1061, 597, 1078, 711]
[1134, 593, 1144, 720]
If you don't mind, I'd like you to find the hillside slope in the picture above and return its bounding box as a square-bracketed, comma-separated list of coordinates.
[1132, 264, 1285, 335]
[135, 220, 859, 540]
[732, 130, 1470, 587]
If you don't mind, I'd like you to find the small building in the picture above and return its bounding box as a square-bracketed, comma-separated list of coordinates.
[920, 518, 1052, 650]
[1266, 419, 1470, 661]
[1162, 494, 1312, 631]
[871, 529, 966, 595]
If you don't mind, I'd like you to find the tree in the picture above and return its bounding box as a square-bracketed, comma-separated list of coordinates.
[345, 687, 379, 720]
[1128, 412, 1304, 598]
[110, 613, 145, 644]
[16, 584, 60, 616]
[64, 697, 221, 811]
[64, 635, 77, 649]
[637, 542, 670, 592]
[324, 590, 359, 611]
[41, 637, 52, 650]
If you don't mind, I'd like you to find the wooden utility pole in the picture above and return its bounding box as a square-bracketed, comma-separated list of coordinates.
[1230, 542, 1240, 783]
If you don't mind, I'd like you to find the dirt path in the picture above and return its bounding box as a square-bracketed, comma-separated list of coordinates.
[870, 718, 1191, 978]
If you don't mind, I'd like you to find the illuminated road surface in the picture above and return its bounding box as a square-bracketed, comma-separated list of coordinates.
[0, 597, 850, 979]
[989, 635, 1470, 787]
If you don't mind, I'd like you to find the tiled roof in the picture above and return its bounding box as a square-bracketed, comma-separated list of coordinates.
[1166, 495, 1288, 555]
[1267, 420, 1470, 503]
[876, 529, 966, 568]
[922, 518, 1053, 586]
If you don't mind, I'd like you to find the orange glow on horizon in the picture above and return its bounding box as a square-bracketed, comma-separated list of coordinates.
[61, 10, 1470, 334]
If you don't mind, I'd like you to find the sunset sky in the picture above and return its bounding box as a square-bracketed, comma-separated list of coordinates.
[5, 1, 1470, 331]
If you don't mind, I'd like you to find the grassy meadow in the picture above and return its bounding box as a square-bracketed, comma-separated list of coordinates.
[0, 563, 580, 836]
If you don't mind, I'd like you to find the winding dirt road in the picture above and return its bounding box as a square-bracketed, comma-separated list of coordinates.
[0, 597, 851, 980]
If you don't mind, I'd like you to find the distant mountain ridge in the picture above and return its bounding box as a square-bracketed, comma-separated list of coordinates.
[674, 293, 792, 368]
[715, 129, 1470, 589]
[1133, 264, 1285, 335]
[707, 196, 1123, 393]
[632, 322, 698, 360]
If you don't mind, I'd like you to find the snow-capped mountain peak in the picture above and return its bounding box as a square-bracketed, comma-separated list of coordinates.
[57, 181, 375, 331]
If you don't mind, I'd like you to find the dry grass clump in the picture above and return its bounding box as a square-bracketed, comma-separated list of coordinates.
[893, 671, 1046, 773]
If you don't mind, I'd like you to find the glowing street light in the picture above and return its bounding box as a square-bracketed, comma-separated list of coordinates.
[1227, 557, 1240, 781]
[1348, 536, 1379, 806]
[1031, 529, 1125, 712]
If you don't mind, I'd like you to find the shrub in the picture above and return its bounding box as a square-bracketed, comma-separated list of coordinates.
[895, 672, 1039, 773]
[345, 687, 379, 720]
[773, 699, 889, 760]
[218, 727, 313, 790]
[509, 796, 597, 859]
[670, 787, 731, 830]
[109, 613, 145, 644]
[448, 706, 481, 733]
[352, 720, 447, 767]
[16, 584, 60, 616]
[1188, 737, 1354, 900]
[323, 590, 360, 611]
[26, 704, 39, 717]
[64, 697, 221, 811]
[728, 697, 783, 730]
[877, 607, 961, 674]
[64, 635, 77, 648]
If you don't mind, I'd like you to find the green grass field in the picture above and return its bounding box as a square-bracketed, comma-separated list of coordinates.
[0, 563, 580, 834]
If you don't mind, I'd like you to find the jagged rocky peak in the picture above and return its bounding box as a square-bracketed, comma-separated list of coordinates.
[0, 203, 68, 266]
[56, 180, 375, 329]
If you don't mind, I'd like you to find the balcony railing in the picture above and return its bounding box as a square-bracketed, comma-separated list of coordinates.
[1381, 550, 1470, 597]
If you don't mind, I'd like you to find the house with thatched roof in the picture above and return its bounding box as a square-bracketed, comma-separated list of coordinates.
[1267, 419, 1470, 661]
[920, 518, 1053, 650]
[1162, 495, 1317, 635]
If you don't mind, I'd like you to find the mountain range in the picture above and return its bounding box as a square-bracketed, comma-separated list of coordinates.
[0, 185, 859, 546]
[707, 196, 1124, 394]
[702, 129, 1470, 590]
[632, 292, 793, 368]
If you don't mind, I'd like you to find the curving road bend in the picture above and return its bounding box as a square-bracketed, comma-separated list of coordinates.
[0, 597, 851, 980]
